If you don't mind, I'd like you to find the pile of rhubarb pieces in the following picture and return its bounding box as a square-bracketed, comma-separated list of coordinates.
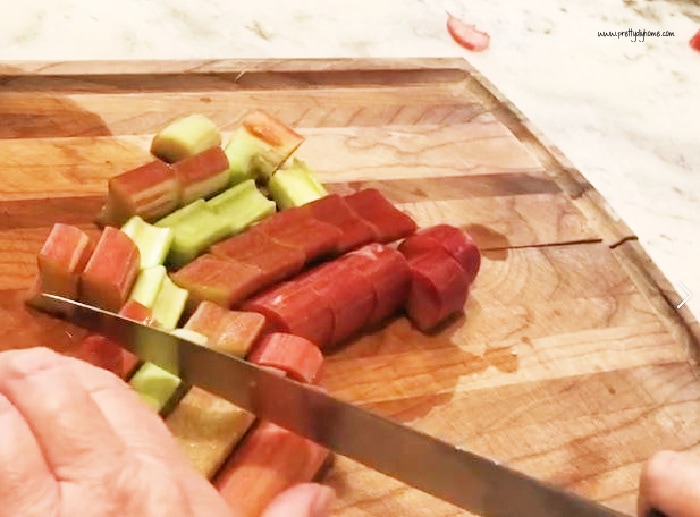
[29, 110, 482, 516]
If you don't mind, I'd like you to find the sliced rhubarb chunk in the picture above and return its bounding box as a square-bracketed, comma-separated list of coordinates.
[398, 224, 481, 285]
[305, 194, 377, 252]
[405, 248, 470, 332]
[173, 147, 230, 206]
[120, 299, 157, 325]
[344, 188, 417, 243]
[151, 114, 222, 163]
[80, 227, 140, 312]
[155, 199, 231, 268]
[106, 160, 178, 225]
[342, 243, 411, 326]
[247, 333, 324, 384]
[166, 387, 255, 478]
[243, 282, 334, 348]
[129, 362, 182, 414]
[225, 110, 304, 182]
[215, 420, 329, 517]
[207, 179, 276, 235]
[33, 223, 94, 312]
[268, 158, 327, 209]
[170, 328, 209, 346]
[302, 260, 375, 346]
[128, 265, 167, 308]
[184, 301, 265, 357]
[121, 216, 173, 270]
[260, 218, 342, 263]
[171, 254, 264, 309]
[151, 274, 188, 330]
[210, 228, 306, 288]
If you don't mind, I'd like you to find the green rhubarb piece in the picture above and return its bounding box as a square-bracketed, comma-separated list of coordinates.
[128, 265, 167, 309]
[129, 362, 181, 413]
[155, 200, 230, 267]
[122, 216, 173, 270]
[224, 127, 267, 184]
[268, 158, 328, 209]
[151, 275, 188, 330]
[151, 114, 222, 163]
[207, 179, 276, 234]
[170, 328, 209, 347]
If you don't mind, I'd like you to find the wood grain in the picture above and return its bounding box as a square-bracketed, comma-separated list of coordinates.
[0, 58, 697, 517]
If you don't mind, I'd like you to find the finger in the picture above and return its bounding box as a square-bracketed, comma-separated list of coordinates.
[262, 483, 335, 517]
[0, 393, 58, 517]
[64, 356, 231, 517]
[0, 347, 128, 482]
[639, 450, 700, 517]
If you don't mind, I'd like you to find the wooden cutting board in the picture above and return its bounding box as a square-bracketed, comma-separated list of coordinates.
[0, 58, 698, 516]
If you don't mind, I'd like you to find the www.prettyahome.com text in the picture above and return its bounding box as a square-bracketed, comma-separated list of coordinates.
[598, 28, 675, 42]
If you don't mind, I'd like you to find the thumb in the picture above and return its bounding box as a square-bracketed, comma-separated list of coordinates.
[261, 483, 335, 517]
[639, 450, 700, 517]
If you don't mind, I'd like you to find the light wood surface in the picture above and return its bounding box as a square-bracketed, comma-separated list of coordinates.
[0, 58, 698, 516]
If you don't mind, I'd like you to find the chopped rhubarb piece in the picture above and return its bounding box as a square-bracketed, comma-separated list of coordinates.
[210, 228, 306, 288]
[80, 227, 140, 312]
[344, 189, 417, 243]
[207, 179, 276, 235]
[166, 387, 255, 479]
[121, 216, 173, 270]
[170, 328, 209, 346]
[302, 260, 375, 346]
[129, 362, 182, 414]
[305, 194, 378, 252]
[398, 224, 481, 285]
[225, 109, 305, 182]
[691, 29, 700, 51]
[342, 244, 411, 326]
[129, 265, 167, 309]
[215, 420, 329, 517]
[446, 14, 490, 52]
[34, 223, 94, 307]
[151, 114, 222, 163]
[185, 301, 265, 357]
[405, 248, 470, 332]
[151, 275, 188, 330]
[243, 283, 334, 348]
[268, 158, 328, 209]
[120, 299, 156, 325]
[248, 333, 324, 384]
[171, 254, 264, 309]
[260, 218, 342, 263]
[173, 147, 230, 206]
[106, 160, 178, 225]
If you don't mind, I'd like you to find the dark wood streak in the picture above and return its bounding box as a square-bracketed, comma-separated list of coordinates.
[0, 195, 105, 230]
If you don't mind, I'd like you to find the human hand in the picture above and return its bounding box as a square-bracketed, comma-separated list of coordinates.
[0, 347, 335, 517]
[639, 450, 700, 517]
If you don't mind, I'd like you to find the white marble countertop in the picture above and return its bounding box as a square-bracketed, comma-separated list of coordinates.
[2, 0, 699, 320]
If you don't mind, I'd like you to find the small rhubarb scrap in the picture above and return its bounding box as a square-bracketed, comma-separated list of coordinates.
[268, 159, 328, 209]
[173, 147, 231, 206]
[80, 227, 140, 312]
[247, 332, 324, 384]
[151, 114, 222, 163]
[121, 216, 173, 270]
[225, 109, 304, 183]
[447, 14, 490, 52]
[184, 301, 265, 357]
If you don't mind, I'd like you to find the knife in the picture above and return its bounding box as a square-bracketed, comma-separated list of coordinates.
[38, 294, 632, 517]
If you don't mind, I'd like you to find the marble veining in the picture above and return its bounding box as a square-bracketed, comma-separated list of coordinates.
[0, 0, 699, 319]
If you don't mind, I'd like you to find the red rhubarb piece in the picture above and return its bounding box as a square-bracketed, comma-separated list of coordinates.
[173, 147, 230, 205]
[171, 254, 264, 309]
[243, 283, 334, 348]
[185, 300, 265, 356]
[247, 332, 324, 384]
[242, 109, 305, 155]
[210, 228, 306, 288]
[302, 260, 375, 345]
[36, 223, 94, 300]
[399, 224, 481, 285]
[690, 29, 700, 51]
[107, 159, 178, 224]
[80, 227, 140, 312]
[447, 14, 490, 52]
[344, 188, 416, 243]
[405, 248, 470, 332]
[260, 218, 342, 263]
[305, 194, 378, 252]
[342, 243, 411, 326]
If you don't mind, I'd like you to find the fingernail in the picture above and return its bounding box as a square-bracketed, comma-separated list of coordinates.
[310, 486, 335, 517]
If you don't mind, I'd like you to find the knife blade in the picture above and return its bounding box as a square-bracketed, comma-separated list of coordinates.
[39, 294, 628, 517]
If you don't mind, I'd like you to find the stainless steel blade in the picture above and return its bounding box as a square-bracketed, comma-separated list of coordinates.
[39, 294, 628, 517]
